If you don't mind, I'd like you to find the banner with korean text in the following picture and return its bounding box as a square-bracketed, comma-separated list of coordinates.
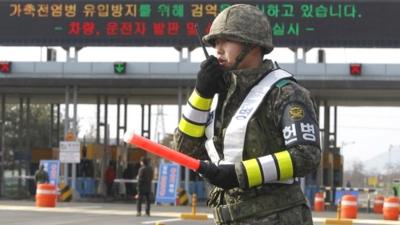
[155, 163, 180, 205]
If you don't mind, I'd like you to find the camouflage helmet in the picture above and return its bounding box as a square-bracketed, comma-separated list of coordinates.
[203, 4, 274, 54]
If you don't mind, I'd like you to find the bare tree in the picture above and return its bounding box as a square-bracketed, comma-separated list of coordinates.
[344, 160, 367, 187]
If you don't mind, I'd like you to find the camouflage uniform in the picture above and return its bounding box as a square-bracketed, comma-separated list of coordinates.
[34, 167, 49, 184]
[174, 4, 321, 225]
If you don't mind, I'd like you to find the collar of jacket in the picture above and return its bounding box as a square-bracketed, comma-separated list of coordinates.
[228, 59, 274, 93]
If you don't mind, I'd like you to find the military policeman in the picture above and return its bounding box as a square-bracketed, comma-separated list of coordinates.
[174, 4, 321, 225]
[34, 165, 49, 184]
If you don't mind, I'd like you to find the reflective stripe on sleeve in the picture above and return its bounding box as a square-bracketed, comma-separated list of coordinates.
[274, 151, 294, 180]
[258, 155, 278, 182]
[242, 159, 263, 188]
[188, 90, 213, 111]
[178, 117, 205, 138]
[241, 150, 294, 188]
[183, 104, 209, 124]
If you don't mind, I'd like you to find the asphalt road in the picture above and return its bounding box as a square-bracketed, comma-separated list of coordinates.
[0, 200, 398, 225]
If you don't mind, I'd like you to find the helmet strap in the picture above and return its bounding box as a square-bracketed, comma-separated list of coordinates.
[228, 43, 254, 71]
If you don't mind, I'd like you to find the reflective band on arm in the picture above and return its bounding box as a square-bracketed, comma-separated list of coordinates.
[242, 159, 263, 188]
[183, 104, 209, 124]
[240, 151, 294, 188]
[188, 90, 212, 111]
[178, 118, 205, 138]
[258, 155, 278, 182]
[274, 151, 294, 180]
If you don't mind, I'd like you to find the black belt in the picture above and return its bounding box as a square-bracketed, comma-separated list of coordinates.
[213, 205, 233, 224]
[212, 182, 304, 224]
[226, 180, 298, 199]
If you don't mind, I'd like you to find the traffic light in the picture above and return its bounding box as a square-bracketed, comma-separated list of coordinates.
[0, 61, 11, 73]
[350, 63, 362, 76]
[114, 62, 126, 74]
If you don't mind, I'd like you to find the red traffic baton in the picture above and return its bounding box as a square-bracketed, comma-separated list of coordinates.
[123, 131, 201, 171]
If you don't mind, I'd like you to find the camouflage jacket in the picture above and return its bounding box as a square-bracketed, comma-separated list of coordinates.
[34, 169, 49, 184]
[174, 60, 321, 218]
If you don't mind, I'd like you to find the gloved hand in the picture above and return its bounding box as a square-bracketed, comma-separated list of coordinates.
[195, 56, 227, 98]
[197, 161, 239, 190]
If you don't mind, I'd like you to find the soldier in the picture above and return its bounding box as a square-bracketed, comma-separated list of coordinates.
[34, 165, 49, 184]
[136, 157, 154, 217]
[174, 4, 321, 225]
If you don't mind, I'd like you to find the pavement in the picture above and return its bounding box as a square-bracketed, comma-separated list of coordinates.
[0, 199, 399, 225]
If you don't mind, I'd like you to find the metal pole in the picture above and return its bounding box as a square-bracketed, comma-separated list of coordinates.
[323, 102, 332, 203]
[123, 98, 128, 134]
[18, 98, 23, 192]
[178, 87, 190, 196]
[141, 104, 144, 138]
[64, 86, 70, 184]
[73, 86, 77, 138]
[71, 86, 78, 191]
[117, 98, 120, 144]
[0, 94, 5, 196]
[148, 105, 151, 140]
[334, 106, 337, 148]
[178, 87, 182, 119]
[56, 104, 60, 146]
[96, 96, 100, 144]
[26, 98, 31, 181]
[49, 104, 54, 148]
[104, 96, 108, 145]
[323, 101, 330, 152]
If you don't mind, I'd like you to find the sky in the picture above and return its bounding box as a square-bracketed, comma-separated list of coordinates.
[1, 46, 400, 170]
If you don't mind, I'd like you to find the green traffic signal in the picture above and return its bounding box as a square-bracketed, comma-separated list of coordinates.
[114, 62, 126, 74]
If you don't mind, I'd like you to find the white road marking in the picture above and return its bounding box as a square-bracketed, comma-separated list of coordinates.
[0, 204, 211, 218]
[313, 217, 400, 225]
[2, 205, 397, 225]
[142, 218, 182, 224]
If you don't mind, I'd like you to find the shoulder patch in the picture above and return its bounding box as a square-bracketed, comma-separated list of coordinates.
[281, 102, 320, 148]
[275, 79, 290, 88]
[288, 105, 304, 121]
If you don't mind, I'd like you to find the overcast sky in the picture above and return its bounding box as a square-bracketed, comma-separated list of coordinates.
[1, 46, 400, 170]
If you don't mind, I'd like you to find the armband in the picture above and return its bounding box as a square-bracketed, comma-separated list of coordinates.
[178, 90, 212, 138]
[240, 150, 294, 188]
[281, 102, 320, 148]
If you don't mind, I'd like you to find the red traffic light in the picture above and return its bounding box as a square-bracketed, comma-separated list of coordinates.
[350, 63, 362, 76]
[0, 61, 11, 73]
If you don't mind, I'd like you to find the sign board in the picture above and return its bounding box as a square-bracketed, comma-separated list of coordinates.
[155, 163, 180, 205]
[0, 0, 399, 48]
[334, 190, 359, 206]
[59, 141, 80, 163]
[367, 176, 377, 187]
[39, 160, 60, 185]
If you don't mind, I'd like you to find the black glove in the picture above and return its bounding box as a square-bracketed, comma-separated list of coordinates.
[195, 56, 227, 98]
[197, 161, 239, 190]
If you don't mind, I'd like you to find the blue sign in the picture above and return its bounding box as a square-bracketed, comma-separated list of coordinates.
[334, 190, 359, 205]
[40, 160, 60, 185]
[155, 163, 180, 205]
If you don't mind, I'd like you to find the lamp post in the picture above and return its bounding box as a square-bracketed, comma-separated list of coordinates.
[387, 145, 394, 194]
